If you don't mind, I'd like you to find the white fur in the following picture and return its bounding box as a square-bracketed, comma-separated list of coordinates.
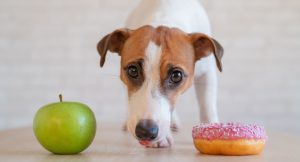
[125, 0, 219, 147]
[127, 42, 172, 146]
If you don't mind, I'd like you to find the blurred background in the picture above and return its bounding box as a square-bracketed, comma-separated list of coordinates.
[0, 0, 299, 134]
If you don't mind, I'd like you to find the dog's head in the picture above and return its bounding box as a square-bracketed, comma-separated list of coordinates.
[97, 25, 223, 146]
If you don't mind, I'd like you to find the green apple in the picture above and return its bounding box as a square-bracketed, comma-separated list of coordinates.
[33, 94, 96, 154]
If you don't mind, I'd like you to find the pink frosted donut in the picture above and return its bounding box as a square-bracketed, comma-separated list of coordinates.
[192, 122, 267, 155]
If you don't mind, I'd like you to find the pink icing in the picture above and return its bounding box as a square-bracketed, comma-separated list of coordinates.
[192, 122, 267, 141]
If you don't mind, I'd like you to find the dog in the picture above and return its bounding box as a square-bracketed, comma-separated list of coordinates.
[97, 0, 223, 148]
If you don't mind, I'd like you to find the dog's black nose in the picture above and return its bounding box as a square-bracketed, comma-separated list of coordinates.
[135, 119, 159, 141]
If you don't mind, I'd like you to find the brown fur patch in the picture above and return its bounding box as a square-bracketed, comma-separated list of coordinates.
[155, 27, 195, 106]
[120, 26, 196, 105]
[97, 25, 222, 105]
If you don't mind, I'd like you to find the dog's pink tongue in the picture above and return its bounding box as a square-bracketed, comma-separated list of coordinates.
[139, 140, 151, 146]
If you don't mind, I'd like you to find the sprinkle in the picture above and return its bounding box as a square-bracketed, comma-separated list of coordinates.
[192, 122, 268, 141]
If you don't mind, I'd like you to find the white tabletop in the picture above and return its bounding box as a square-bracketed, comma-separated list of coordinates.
[0, 123, 299, 162]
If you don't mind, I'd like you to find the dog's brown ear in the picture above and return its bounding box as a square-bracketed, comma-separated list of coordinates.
[189, 33, 224, 72]
[97, 28, 131, 67]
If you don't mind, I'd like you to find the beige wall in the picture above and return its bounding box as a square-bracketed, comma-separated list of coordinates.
[0, 0, 300, 133]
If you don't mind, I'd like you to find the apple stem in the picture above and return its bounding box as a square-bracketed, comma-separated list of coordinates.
[59, 94, 63, 102]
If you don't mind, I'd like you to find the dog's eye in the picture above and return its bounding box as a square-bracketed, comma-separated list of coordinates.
[127, 65, 139, 79]
[170, 70, 183, 83]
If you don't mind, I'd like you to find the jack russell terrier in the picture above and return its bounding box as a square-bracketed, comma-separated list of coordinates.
[97, 0, 223, 148]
